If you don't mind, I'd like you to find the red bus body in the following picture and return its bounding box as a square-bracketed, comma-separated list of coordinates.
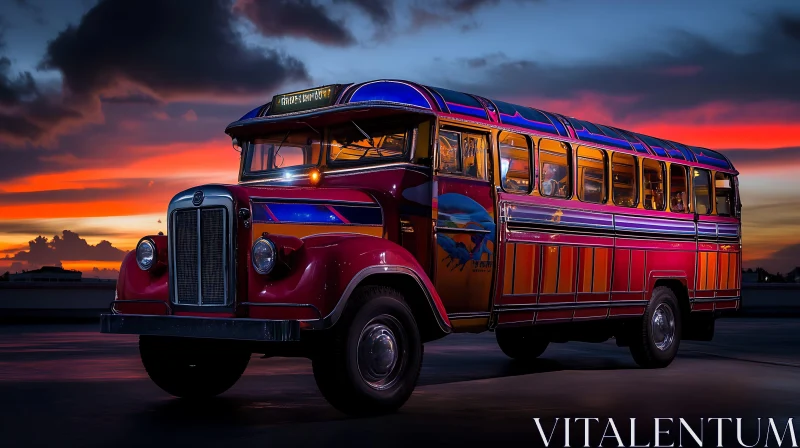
[101, 80, 741, 411]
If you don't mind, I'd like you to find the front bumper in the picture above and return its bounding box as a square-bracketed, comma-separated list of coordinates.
[100, 314, 301, 342]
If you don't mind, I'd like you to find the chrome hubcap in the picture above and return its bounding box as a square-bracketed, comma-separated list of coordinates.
[357, 316, 405, 390]
[652, 303, 676, 351]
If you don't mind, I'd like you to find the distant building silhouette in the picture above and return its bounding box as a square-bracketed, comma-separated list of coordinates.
[8, 266, 82, 283]
[786, 267, 800, 283]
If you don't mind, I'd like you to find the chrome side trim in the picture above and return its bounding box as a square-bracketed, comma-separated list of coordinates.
[494, 301, 649, 312]
[323, 265, 452, 334]
[448, 312, 491, 320]
[690, 296, 740, 304]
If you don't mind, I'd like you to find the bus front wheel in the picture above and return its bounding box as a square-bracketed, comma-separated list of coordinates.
[629, 286, 682, 368]
[311, 286, 423, 416]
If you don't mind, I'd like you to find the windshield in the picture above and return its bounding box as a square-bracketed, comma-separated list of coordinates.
[328, 119, 411, 165]
[244, 130, 322, 173]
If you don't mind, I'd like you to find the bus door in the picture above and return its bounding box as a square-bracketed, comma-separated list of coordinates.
[432, 126, 497, 321]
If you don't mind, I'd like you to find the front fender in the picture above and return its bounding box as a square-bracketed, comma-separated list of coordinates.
[247, 233, 451, 333]
[115, 236, 169, 315]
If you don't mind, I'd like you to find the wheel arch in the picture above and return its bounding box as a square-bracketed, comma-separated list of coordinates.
[652, 277, 690, 324]
[325, 266, 452, 343]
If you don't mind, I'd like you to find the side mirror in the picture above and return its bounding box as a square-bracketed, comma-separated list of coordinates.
[232, 138, 242, 153]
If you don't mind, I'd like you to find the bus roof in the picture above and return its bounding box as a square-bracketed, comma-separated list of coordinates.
[226, 79, 735, 172]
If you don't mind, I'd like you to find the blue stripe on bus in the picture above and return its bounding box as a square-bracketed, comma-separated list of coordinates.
[267, 203, 343, 224]
[331, 205, 383, 225]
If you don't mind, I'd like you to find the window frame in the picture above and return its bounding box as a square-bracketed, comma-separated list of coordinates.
[436, 126, 491, 181]
[611, 152, 638, 208]
[642, 158, 667, 211]
[714, 171, 736, 217]
[668, 163, 690, 214]
[537, 138, 573, 200]
[692, 168, 713, 216]
[498, 131, 533, 194]
[576, 145, 608, 204]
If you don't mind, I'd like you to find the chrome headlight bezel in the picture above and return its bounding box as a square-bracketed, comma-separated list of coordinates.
[135, 238, 157, 271]
[252, 237, 277, 275]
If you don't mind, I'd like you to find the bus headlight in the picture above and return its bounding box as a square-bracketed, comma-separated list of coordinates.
[252, 237, 277, 275]
[136, 239, 157, 270]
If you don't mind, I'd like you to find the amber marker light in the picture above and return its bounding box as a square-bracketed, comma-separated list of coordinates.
[309, 168, 322, 186]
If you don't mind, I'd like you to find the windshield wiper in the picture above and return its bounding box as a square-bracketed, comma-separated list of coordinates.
[350, 121, 382, 158]
[272, 130, 291, 168]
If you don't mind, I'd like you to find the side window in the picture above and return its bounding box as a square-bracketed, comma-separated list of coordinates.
[693, 168, 712, 214]
[499, 132, 531, 193]
[612, 152, 637, 207]
[438, 130, 461, 174]
[642, 159, 666, 210]
[538, 138, 571, 198]
[714, 172, 735, 216]
[437, 128, 488, 180]
[577, 146, 606, 203]
[669, 164, 689, 213]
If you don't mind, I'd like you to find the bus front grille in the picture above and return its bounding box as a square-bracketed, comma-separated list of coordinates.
[172, 207, 228, 306]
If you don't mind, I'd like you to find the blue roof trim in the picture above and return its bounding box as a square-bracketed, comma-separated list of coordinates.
[426, 88, 449, 113]
[493, 99, 559, 135]
[612, 128, 652, 155]
[689, 146, 732, 169]
[541, 111, 569, 137]
[428, 86, 488, 120]
[347, 81, 432, 109]
[239, 104, 264, 121]
[567, 118, 634, 151]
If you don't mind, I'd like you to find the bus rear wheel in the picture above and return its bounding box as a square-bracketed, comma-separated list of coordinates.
[629, 286, 682, 368]
[495, 327, 549, 361]
[311, 286, 423, 416]
[139, 336, 250, 399]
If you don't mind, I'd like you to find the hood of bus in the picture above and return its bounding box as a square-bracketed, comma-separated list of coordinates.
[168, 183, 386, 243]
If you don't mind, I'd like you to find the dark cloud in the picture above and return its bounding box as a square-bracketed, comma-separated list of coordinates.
[4, 230, 127, 270]
[234, 0, 356, 46]
[410, 0, 540, 31]
[334, 0, 393, 25]
[13, 0, 46, 24]
[724, 147, 800, 169]
[42, 0, 308, 99]
[452, 13, 800, 121]
[1, 0, 308, 146]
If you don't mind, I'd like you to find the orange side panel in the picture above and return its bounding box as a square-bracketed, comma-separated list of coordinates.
[593, 247, 611, 292]
[578, 247, 594, 293]
[513, 244, 537, 295]
[557, 246, 575, 293]
[718, 252, 730, 290]
[728, 253, 737, 290]
[541, 245, 559, 294]
[707, 252, 718, 291]
[697, 252, 707, 291]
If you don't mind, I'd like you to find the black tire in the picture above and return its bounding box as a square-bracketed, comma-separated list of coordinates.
[495, 327, 549, 361]
[311, 286, 423, 416]
[139, 336, 250, 399]
[629, 286, 682, 368]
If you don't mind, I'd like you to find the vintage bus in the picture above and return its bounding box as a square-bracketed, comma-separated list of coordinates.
[101, 80, 741, 415]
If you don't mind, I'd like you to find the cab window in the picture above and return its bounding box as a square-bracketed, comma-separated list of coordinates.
[670, 164, 689, 213]
[538, 138, 571, 198]
[577, 146, 606, 203]
[499, 132, 532, 193]
[693, 168, 712, 214]
[612, 153, 637, 207]
[643, 159, 666, 210]
[714, 172, 735, 216]
[437, 128, 488, 180]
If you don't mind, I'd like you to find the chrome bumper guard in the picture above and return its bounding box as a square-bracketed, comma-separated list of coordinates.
[100, 314, 301, 342]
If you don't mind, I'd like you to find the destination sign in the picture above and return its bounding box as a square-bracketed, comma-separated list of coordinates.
[271, 85, 338, 115]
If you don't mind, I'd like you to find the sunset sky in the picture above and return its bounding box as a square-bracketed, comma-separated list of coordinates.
[1, 0, 800, 278]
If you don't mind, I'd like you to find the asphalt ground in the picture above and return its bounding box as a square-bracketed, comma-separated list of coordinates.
[0, 318, 798, 447]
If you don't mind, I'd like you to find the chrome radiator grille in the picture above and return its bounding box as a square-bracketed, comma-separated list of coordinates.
[171, 207, 228, 305]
